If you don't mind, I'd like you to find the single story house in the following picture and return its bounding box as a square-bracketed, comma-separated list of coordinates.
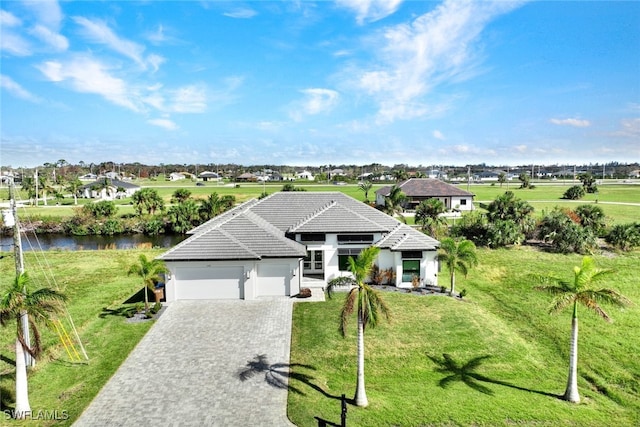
[375, 178, 475, 212]
[158, 192, 440, 301]
[198, 171, 221, 181]
[296, 170, 314, 180]
[168, 172, 187, 181]
[79, 179, 140, 200]
[236, 172, 257, 182]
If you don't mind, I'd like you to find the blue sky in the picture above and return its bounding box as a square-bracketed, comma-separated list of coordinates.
[1, 0, 639, 168]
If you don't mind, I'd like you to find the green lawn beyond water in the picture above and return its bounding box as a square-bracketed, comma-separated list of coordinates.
[288, 248, 640, 426]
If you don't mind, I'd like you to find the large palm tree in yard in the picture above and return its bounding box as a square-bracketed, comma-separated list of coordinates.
[0, 273, 66, 418]
[535, 256, 631, 403]
[128, 254, 168, 311]
[326, 246, 391, 407]
[415, 198, 448, 237]
[436, 237, 478, 296]
[383, 185, 407, 223]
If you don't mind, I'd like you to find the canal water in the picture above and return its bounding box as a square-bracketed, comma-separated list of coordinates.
[0, 233, 185, 252]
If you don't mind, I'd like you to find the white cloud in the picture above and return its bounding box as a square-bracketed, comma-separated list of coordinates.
[549, 118, 591, 127]
[290, 88, 340, 121]
[29, 24, 69, 51]
[336, 0, 403, 25]
[148, 118, 178, 131]
[432, 130, 445, 140]
[613, 118, 640, 137]
[23, 0, 64, 30]
[37, 56, 140, 111]
[0, 10, 21, 27]
[351, 0, 525, 124]
[73, 16, 162, 70]
[0, 74, 42, 103]
[223, 8, 258, 19]
[171, 85, 207, 113]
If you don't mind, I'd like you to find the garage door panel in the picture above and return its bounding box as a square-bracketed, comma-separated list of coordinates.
[258, 264, 290, 296]
[175, 266, 243, 300]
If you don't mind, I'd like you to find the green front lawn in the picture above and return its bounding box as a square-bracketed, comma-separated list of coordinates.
[0, 249, 163, 426]
[288, 247, 640, 426]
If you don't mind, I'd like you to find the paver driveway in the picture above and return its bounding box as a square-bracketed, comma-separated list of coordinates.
[74, 299, 296, 427]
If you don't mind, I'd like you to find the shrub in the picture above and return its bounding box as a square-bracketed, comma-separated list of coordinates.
[537, 209, 597, 254]
[563, 185, 585, 200]
[606, 223, 640, 251]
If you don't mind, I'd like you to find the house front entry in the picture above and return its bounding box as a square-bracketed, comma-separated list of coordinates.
[303, 250, 324, 277]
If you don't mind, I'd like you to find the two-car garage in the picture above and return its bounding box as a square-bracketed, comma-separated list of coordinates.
[164, 260, 299, 301]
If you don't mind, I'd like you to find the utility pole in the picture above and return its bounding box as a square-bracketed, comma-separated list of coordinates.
[8, 180, 33, 367]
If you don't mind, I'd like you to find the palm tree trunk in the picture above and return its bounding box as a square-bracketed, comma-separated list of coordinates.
[144, 284, 150, 311]
[354, 312, 368, 407]
[14, 338, 31, 419]
[564, 310, 580, 403]
[449, 272, 456, 296]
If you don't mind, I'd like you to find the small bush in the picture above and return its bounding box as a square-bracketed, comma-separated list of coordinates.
[563, 185, 585, 200]
[459, 289, 467, 298]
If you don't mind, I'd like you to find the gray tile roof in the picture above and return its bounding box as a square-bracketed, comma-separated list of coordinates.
[160, 191, 438, 261]
[376, 178, 474, 198]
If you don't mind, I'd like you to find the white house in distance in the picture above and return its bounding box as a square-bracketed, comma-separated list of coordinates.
[296, 170, 314, 180]
[375, 178, 475, 212]
[158, 192, 440, 301]
[79, 179, 140, 200]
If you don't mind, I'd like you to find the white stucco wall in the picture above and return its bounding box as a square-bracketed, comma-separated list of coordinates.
[451, 196, 474, 211]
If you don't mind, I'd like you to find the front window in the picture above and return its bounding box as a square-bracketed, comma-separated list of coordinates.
[402, 260, 420, 282]
[338, 248, 362, 271]
[337, 234, 374, 244]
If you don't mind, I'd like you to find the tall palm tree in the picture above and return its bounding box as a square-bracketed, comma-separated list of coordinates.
[326, 246, 391, 407]
[535, 256, 631, 403]
[128, 254, 168, 311]
[0, 273, 67, 419]
[436, 237, 478, 296]
[65, 177, 83, 205]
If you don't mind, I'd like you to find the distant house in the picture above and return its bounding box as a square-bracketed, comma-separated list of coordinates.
[237, 172, 257, 182]
[169, 173, 186, 181]
[198, 171, 221, 182]
[375, 178, 475, 212]
[80, 179, 140, 200]
[79, 173, 98, 181]
[158, 192, 440, 301]
[296, 170, 314, 180]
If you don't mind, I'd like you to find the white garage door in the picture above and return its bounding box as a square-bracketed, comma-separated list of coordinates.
[257, 264, 290, 297]
[174, 266, 244, 300]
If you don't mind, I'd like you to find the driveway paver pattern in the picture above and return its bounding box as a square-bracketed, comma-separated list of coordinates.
[73, 298, 295, 427]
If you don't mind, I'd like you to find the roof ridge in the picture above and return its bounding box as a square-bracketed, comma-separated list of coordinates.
[390, 232, 410, 251]
[188, 198, 258, 235]
[375, 222, 403, 247]
[288, 200, 337, 231]
[217, 227, 261, 259]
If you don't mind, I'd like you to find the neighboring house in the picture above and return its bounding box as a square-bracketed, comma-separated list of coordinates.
[236, 172, 257, 182]
[159, 192, 440, 301]
[168, 172, 186, 181]
[79, 173, 98, 181]
[198, 171, 221, 181]
[296, 170, 314, 180]
[79, 179, 140, 200]
[375, 178, 475, 212]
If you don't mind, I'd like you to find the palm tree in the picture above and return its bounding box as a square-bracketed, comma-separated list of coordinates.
[535, 256, 631, 403]
[128, 254, 168, 311]
[358, 180, 373, 202]
[0, 273, 67, 418]
[436, 237, 478, 296]
[415, 198, 448, 237]
[65, 177, 83, 205]
[383, 185, 407, 223]
[326, 246, 391, 407]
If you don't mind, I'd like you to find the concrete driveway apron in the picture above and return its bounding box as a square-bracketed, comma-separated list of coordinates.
[73, 299, 296, 427]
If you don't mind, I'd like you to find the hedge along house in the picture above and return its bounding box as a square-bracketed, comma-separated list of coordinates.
[375, 178, 475, 212]
[158, 192, 440, 301]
